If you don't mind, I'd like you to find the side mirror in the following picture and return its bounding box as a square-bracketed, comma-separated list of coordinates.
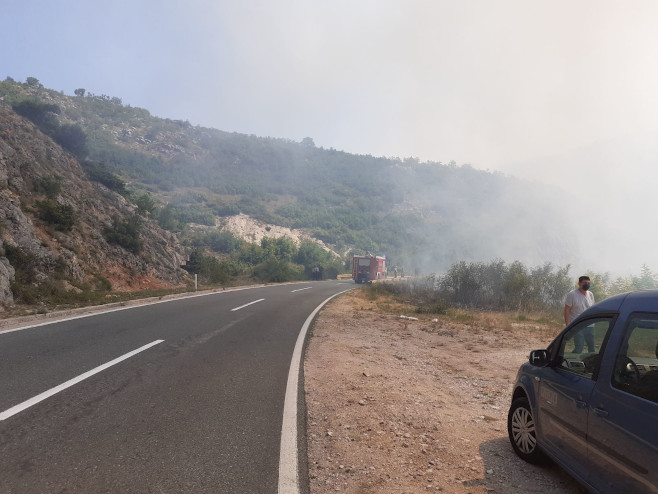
[529, 350, 550, 367]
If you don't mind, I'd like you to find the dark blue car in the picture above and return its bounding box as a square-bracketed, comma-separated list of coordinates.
[508, 291, 658, 493]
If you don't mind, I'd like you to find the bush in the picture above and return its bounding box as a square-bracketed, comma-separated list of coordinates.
[52, 123, 87, 157]
[13, 100, 87, 157]
[253, 258, 301, 283]
[3, 244, 39, 284]
[12, 99, 59, 127]
[183, 249, 232, 284]
[134, 192, 156, 215]
[104, 216, 142, 254]
[438, 260, 571, 311]
[93, 275, 112, 291]
[34, 176, 62, 199]
[36, 200, 75, 232]
[81, 160, 127, 194]
[204, 230, 243, 254]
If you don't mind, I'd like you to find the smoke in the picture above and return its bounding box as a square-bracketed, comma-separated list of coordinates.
[501, 133, 658, 277]
[3, 0, 657, 277]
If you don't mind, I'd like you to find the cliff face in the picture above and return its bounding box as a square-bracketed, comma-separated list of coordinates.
[0, 104, 188, 308]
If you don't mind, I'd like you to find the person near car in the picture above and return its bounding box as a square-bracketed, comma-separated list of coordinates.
[564, 275, 595, 352]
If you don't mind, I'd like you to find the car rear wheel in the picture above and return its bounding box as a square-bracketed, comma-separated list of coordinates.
[508, 397, 546, 464]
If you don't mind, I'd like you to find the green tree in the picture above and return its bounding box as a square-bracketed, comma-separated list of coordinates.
[135, 192, 156, 215]
[253, 258, 300, 283]
[81, 161, 127, 194]
[36, 200, 75, 232]
[34, 176, 62, 199]
[502, 261, 531, 310]
[261, 237, 296, 262]
[53, 124, 87, 157]
[156, 205, 179, 231]
[104, 216, 142, 254]
[634, 264, 656, 290]
[204, 230, 243, 254]
[12, 99, 60, 128]
[183, 249, 231, 284]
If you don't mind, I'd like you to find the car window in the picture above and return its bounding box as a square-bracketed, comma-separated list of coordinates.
[556, 317, 613, 379]
[612, 314, 658, 404]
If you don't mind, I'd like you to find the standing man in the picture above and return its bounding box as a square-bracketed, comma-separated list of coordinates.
[564, 275, 595, 352]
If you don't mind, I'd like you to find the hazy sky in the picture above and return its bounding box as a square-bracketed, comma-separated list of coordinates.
[4, 0, 657, 273]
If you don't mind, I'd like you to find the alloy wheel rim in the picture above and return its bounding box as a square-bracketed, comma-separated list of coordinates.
[511, 406, 537, 454]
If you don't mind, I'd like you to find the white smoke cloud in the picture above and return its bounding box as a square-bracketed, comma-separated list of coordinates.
[3, 0, 657, 275]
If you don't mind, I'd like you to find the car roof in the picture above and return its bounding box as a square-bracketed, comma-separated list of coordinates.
[583, 290, 658, 316]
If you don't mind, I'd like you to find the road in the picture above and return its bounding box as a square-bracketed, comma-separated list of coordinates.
[0, 281, 352, 493]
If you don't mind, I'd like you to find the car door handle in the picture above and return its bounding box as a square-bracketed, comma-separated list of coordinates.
[576, 400, 588, 408]
[593, 407, 609, 418]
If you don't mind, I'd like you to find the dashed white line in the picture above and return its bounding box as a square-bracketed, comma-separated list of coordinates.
[0, 339, 164, 421]
[230, 298, 265, 311]
[290, 287, 312, 293]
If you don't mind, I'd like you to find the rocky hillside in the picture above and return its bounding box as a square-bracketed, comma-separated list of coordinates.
[0, 104, 188, 309]
[0, 78, 579, 270]
[0, 76, 582, 310]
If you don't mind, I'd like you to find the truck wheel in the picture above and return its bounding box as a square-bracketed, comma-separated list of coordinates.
[508, 397, 546, 464]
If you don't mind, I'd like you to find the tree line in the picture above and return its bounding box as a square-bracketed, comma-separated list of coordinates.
[379, 260, 658, 314]
[184, 231, 344, 285]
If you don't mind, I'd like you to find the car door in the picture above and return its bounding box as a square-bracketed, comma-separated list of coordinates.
[588, 313, 658, 494]
[536, 317, 614, 481]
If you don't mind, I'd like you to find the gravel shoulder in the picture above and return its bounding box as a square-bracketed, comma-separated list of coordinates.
[304, 289, 587, 494]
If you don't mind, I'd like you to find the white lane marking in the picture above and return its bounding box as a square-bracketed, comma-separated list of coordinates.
[290, 287, 312, 293]
[278, 289, 353, 494]
[0, 339, 164, 421]
[230, 298, 265, 312]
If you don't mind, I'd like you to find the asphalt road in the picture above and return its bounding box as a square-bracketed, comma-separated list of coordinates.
[0, 281, 353, 493]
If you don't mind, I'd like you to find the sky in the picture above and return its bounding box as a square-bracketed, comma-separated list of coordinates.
[3, 0, 658, 275]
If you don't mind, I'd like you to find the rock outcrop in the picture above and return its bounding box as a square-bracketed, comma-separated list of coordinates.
[0, 104, 189, 307]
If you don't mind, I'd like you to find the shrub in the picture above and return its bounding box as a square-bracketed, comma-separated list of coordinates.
[81, 160, 127, 195]
[12, 99, 60, 127]
[134, 192, 156, 215]
[34, 176, 62, 199]
[253, 258, 301, 283]
[183, 249, 232, 284]
[36, 200, 75, 232]
[204, 230, 243, 254]
[52, 123, 88, 157]
[3, 244, 39, 284]
[93, 275, 112, 291]
[104, 216, 142, 254]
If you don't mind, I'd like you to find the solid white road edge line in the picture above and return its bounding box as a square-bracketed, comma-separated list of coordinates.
[230, 298, 265, 312]
[278, 289, 352, 494]
[0, 339, 165, 421]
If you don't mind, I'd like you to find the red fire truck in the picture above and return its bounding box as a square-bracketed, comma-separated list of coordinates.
[352, 255, 386, 284]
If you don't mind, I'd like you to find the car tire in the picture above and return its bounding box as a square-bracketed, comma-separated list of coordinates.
[508, 397, 547, 464]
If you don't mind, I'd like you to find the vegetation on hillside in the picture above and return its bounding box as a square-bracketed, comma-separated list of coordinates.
[1, 76, 656, 305]
[184, 230, 343, 284]
[0, 76, 579, 276]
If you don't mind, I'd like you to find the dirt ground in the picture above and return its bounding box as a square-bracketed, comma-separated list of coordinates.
[304, 289, 587, 494]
